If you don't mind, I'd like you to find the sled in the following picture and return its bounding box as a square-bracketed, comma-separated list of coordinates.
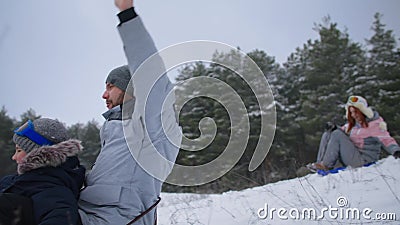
[317, 162, 376, 176]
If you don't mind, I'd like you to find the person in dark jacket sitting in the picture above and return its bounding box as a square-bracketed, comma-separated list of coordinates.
[0, 118, 86, 225]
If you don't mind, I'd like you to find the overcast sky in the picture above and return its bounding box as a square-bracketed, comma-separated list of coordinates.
[0, 0, 399, 126]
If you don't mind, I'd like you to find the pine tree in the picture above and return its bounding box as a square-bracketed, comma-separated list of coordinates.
[364, 13, 400, 139]
[279, 45, 311, 164]
[170, 48, 283, 192]
[67, 120, 101, 168]
[0, 107, 16, 177]
[18, 108, 41, 124]
[280, 17, 366, 163]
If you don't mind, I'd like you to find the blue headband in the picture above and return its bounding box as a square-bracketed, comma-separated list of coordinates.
[14, 120, 54, 146]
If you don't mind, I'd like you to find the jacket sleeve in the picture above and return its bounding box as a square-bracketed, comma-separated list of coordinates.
[117, 16, 177, 141]
[32, 187, 80, 225]
[116, 14, 181, 184]
[383, 142, 400, 155]
[376, 119, 400, 155]
[0, 175, 17, 192]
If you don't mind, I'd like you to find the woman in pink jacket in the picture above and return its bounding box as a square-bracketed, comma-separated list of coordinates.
[310, 96, 400, 171]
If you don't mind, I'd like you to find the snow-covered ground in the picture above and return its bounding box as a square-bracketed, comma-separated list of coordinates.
[159, 156, 400, 224]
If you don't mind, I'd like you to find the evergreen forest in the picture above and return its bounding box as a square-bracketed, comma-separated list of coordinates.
[1, 13, 399, 193]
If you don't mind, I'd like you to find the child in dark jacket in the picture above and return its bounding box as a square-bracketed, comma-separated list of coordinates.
[0, 118, 85, 225]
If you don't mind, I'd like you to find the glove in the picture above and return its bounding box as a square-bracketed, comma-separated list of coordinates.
[393, 151, 400, 159]
[325, 122, 337, 132]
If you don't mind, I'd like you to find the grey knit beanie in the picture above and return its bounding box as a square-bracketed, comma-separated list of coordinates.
[106, 65, 132, 92]
[13, 118, 69, 153]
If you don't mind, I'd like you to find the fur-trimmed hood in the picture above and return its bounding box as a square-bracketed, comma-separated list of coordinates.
[18, 139, 83, 174]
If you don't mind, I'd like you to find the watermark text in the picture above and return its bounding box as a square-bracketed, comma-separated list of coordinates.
[257, 196, 396, 221]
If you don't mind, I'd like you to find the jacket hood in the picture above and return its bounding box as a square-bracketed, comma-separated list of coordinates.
[18, 139, 83, 174]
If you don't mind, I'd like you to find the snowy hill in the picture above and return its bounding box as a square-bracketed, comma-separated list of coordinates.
[158, 157, 400, 224]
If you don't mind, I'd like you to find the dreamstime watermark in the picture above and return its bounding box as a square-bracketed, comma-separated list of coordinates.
[122, 40, 276, 186]
[257, 196, 397, 221]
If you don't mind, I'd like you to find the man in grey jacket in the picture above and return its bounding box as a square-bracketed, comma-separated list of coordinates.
[78, 0, 181, 224]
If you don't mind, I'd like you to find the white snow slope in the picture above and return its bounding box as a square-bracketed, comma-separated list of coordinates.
[159, 156, 400, 224]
